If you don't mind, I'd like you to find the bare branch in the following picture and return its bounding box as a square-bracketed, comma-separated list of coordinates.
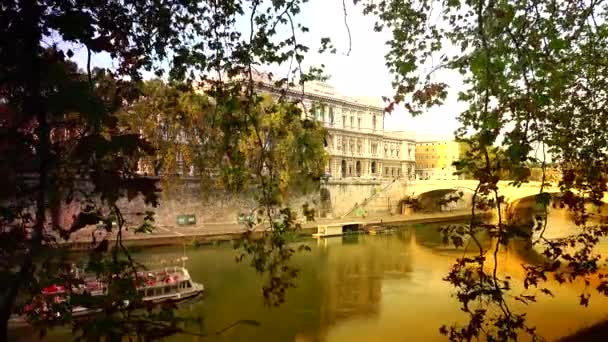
[342, 0, 352, 56]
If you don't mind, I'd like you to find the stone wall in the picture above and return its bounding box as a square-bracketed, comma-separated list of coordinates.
[323, 179, 398, 217]
[115, 179, 565, 227]
[118, 179, 325, 226]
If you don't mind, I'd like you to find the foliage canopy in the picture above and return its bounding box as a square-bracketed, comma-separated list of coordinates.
[360, 0, 608, 339]
[1, 0, 326, 339]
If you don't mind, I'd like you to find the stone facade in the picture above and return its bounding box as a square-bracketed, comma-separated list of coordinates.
[255, 76, 416, 180]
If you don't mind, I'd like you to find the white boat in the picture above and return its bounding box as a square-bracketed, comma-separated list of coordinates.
[9, 266, 204, 328]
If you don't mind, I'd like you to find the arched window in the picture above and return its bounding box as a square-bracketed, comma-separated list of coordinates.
[356, 161, 361, 177]
[341, 160, 347, 178]
[371, 161, 377, 174]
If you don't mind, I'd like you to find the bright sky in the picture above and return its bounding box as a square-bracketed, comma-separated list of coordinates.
[294, 0, 465, 140]
[70, 0, 465, 141]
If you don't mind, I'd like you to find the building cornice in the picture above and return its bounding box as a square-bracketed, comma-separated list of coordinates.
[256, 82, 385, 113]
[325, 127, 416, 143]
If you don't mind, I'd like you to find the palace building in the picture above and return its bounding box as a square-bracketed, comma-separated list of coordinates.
[254, 75, 416, 180]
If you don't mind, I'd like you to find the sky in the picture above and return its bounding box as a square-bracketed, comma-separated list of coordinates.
[292, 0, 465, 141]
[69, 0, 465, 141]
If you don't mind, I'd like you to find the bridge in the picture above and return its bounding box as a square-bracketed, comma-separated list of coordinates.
[403, 180, 560, 203]
[330, 179, 566, 218]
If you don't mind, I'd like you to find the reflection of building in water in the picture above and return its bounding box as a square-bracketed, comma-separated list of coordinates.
[317, 232, 413, 328]
[412, 223, 492, 252]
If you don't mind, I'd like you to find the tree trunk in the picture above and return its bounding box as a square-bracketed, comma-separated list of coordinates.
[0, 0, 45, 340]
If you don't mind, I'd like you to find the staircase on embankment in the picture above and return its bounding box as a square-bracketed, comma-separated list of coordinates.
[341, 178, 411, 218]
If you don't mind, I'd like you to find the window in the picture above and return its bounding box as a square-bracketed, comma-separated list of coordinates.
[350, 116, 354, 127]
[385, 167, 389, 175]
[371, 162, 377, 174]
[320, 105, 325, 122]
[372, 116, 377, 130]
[342, 115, 346, 128]
[329, 107, 334, 124]
[358, 118, 361, 130]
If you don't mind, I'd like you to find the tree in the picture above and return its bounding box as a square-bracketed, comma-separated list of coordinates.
[116, 79, 219, 181]
[1, 0, 325, 339]
[119, 80, 328, 306]
[360, 0, 608, 340]
[0, 45, 161, 340]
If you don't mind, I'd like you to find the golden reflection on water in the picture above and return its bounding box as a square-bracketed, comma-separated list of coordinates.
[24, 212, 608, 342]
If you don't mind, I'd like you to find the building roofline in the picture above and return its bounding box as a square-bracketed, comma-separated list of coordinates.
[255, 81, 385, 113]
[415, 140, 457, 144]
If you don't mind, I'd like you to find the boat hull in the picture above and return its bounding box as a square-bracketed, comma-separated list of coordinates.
[8, 282, 204, 328]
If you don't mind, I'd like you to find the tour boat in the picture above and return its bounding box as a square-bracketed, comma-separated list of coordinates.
[8, 266, 204, 328]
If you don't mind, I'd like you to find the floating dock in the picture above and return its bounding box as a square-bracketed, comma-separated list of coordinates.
[312, 222, 363, 238]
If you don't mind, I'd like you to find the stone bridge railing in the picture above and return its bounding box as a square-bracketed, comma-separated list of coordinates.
[404, 180, 562, 205]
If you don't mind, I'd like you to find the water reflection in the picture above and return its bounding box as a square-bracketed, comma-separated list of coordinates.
[25, 218, 608, 342]
[317, 231, 413, 331]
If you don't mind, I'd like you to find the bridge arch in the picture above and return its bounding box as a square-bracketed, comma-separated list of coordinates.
[402, 184, 478, 213]
[506, 192, 608, 236]
[417, 188, 475, 212]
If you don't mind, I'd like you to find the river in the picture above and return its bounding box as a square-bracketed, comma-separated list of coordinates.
[17, 211, 608, 341]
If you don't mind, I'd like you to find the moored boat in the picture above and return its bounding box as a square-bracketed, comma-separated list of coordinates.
[9, 266, 204, 328]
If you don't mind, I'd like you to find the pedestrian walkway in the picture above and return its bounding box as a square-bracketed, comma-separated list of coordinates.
[62, 209, 485, 248]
